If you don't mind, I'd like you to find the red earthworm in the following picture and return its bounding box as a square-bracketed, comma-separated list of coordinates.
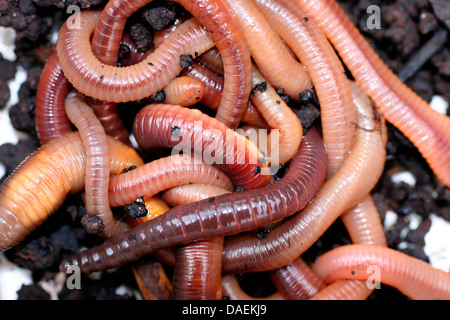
[221, 274, 284, 300]
[34, 50, 72, 145]
[311, 244, 450, 300]
[295, 0, 450, 187]
[108, 153, 233, 207]
[181, 61, 269, 128]
[163, 76, 205, 107]
[172, 237, 224, 300]
[86, 98, 131, 146]
[269, 257, 326, 300]
[0, 132, 144, 251]
[161, 184, 232, 207]
[250, 64, 303, 164]
[163, 183, 230, 299]
[59, 126, 327, 273]
[119, 30, 155, 66]
[197, 48, 224, 75]
[89, 0, 252, 129]
[224, 0, 311, 98]
[132, 104, 273, 190]
[64, 91, 123, 238]
[222, 80, 386, 273]
[256, 0, 357, 177]
[56, 12, 215, 104]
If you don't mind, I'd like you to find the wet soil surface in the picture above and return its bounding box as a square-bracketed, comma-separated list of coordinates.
[0, 0, 448, 300]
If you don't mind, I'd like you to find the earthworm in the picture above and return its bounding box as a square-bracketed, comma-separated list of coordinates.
[132, 103, 273, 190]
[57, 12, 215, 103]
[167, 184, 230, 299]
[59, 126, 327, 273]
[172, 237, 224, 299]
[198, 48, 224, 74]
[295, 0, 450, 187]
[86, 98, 131, 146]
[221, 274, 284, 300]
[224, 0, 311, 98]
[311, 244, 450, 300]
[161, 184, 232, 207]
[256, 0, 356, 177]
[269, 257, 326, 300]
[0, 132, 143, 251]
[34, 50, 71, 145]
[89, 0, 252, 129]
[222, 78, 386, 273]
[181, 61, 269, 128]
[249, 64, 303, 164]
[270, 84, 387, 300]
[64, 91, 124, 238]
[163, 76, 205, 107]
[108, 153, 233, 207]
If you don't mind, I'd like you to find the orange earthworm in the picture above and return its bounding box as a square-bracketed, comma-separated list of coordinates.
[0, 132, 143, 251]
[249, 64, 303, 164]
[295, 0, 450, 187]
[224, 0, 311, 98]
[311, 244, 450, 300]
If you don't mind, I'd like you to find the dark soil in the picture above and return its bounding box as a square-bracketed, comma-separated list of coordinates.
[0, 0, 448, 300]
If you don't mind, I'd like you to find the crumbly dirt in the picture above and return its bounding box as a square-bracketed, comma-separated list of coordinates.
[0, 0, 448, 300]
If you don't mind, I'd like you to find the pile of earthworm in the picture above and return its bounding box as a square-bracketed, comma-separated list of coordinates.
[0, 0, 449, 300]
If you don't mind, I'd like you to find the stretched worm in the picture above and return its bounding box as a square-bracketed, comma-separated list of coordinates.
[59, 126, 327, 273]
[181, 61, 269, 128]
[224, 0, 311, 98]
[34, 50, 72, 145]
[89, 0, 252, 129]
[108, 153, 233, 207]
[295, 0, 450, 187]
[0, 132, 143, 251]
[222, 78, 386, 273]
[256, 0, 356, 177]
[311, 244, 450, 300]
[132, 103, 273, 190]
[57, 12, 215, 103]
